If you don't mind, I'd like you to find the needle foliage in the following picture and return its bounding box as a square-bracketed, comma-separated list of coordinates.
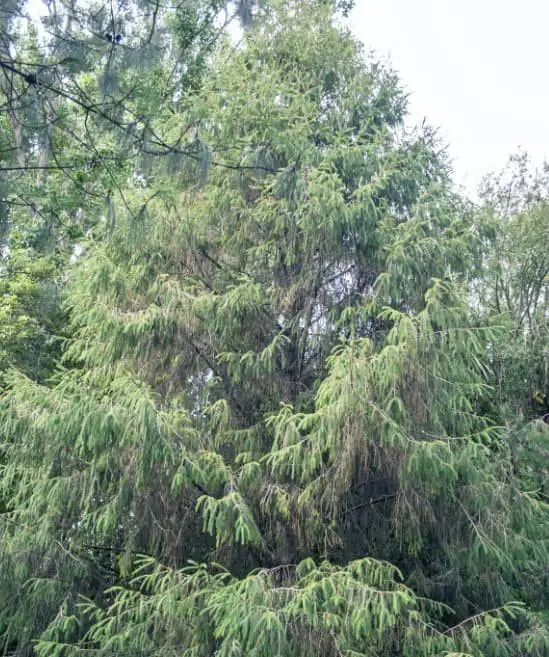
[0, 2, 548, 656]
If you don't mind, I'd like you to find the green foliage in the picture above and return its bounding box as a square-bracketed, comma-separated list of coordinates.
[0, 2, 548, 657]
[477, 155, 549, 422]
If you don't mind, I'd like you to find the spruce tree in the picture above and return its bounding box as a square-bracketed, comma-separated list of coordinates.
[0, 1, 548, 656]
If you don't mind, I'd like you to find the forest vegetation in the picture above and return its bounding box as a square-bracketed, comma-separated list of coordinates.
[0, 0, 548, 655]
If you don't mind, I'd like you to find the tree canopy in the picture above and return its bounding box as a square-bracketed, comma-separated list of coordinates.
[0, 1, 548, 656]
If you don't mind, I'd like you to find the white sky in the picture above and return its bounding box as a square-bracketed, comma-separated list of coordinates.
[348, 0, 549, 197]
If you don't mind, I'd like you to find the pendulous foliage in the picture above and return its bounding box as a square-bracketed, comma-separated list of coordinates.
[0, 1, 548, 656]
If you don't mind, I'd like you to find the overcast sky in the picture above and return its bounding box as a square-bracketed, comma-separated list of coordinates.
[348, 0, 549, 196]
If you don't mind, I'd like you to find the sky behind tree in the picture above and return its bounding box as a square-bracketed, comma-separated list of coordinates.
[24, 0, 548, 197]
[349, 0, 549, 196]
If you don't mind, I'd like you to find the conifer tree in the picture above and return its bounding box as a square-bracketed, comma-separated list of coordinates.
[0, 1, 548, 656]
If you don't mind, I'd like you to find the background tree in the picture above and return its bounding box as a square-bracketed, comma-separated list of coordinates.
[0, 0, 242, 382]
[475, 152, 549, 518]
[477, 153, 549, 419]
